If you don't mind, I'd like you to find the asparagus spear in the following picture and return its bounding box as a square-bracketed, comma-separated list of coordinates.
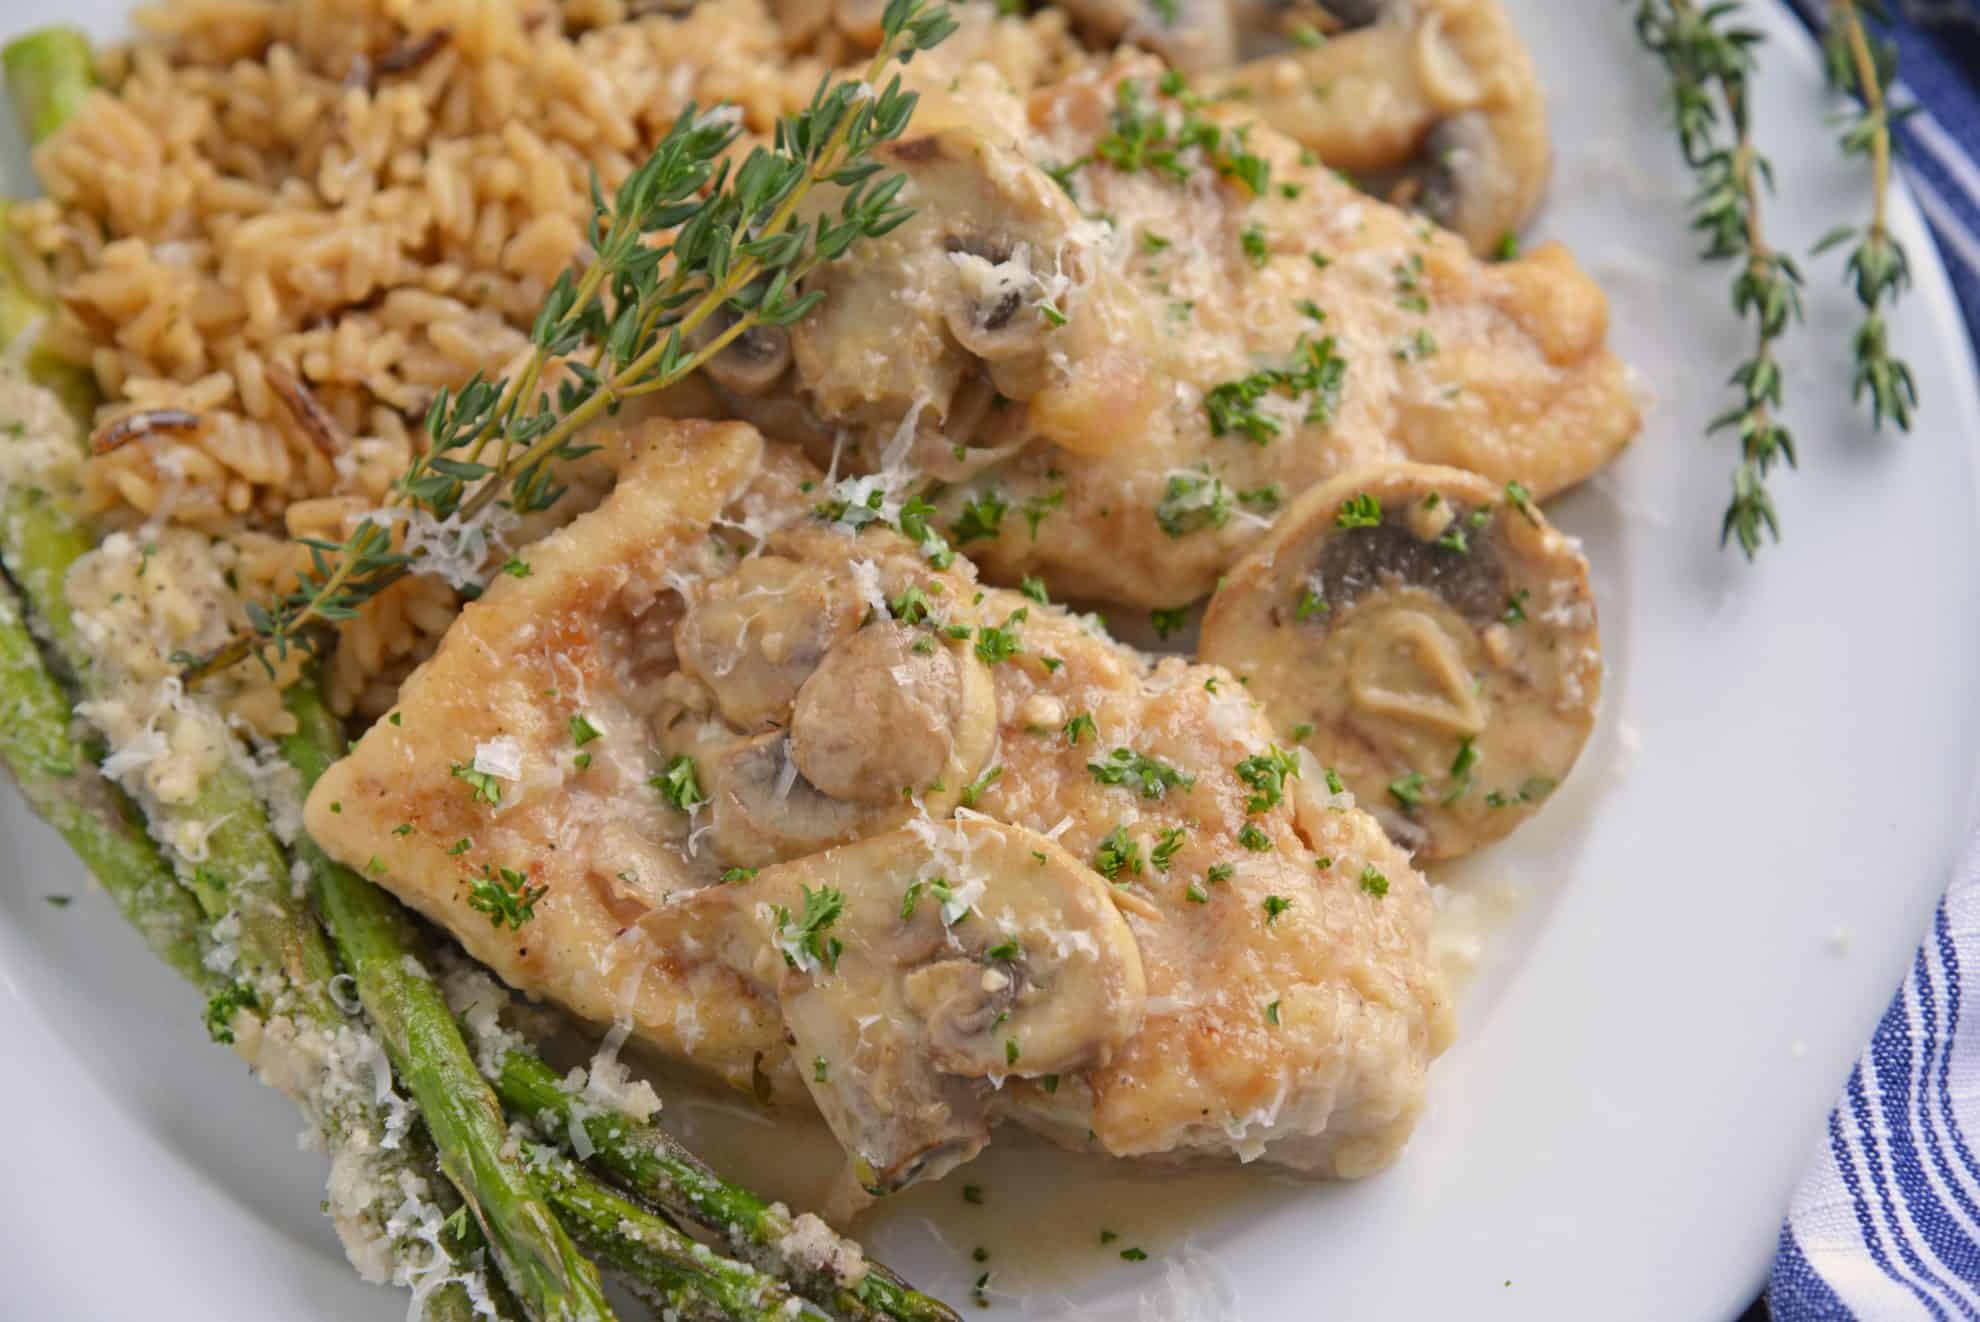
[0, 586, 210, 984]
[529, 1145, 835, 1322]
[284, 679, 617, 1322]
[2, 26, 92, 146]
[0, 582, 499, 1322]
[494, 1052, 959, 1322]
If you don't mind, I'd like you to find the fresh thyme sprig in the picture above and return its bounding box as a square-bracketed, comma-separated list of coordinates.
[1814, 0, 1917, 433]
[1634, 0, 1803, 558]
[185, 0, 957, 684]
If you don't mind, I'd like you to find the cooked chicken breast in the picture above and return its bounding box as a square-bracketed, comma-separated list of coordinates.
[305, 417, 1451, 1183]
[709, 54, 1636, 609]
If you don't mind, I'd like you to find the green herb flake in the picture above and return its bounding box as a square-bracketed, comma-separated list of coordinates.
[1335, 493, 1381, 529]
[651, 755, 707, 812]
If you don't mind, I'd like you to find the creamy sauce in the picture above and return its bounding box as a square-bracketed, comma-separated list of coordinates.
[639, 1060, 1292, 1307]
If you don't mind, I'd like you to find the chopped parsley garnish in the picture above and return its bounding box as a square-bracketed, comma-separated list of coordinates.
[1204, 334, 1347, 444]
[1090, 748, 1196, 799]
[1063, 712, 1097, 745]
[900, 876, 960, 921]
[1294, 298, 1325, 322]
[1334, 493, 1381, 529]
[1290, 722, 1314, 741]
[1155, 470, 1233, 537]
[1237, 822, 1272, 851]
[651, 755, 707, 811]
[1295, 586, 1328, 621]
[468, 865, 547, 930]
[1265, 999, 1282, 1025]
[1393, 252, 1428, 313]
[1185, 882, 1209, 903]
[1093, 78, 1270, 196]
[1234, 744, 1300, 813]
[1152, 826, 1186, 870]
[1040, 300, 1068, 328]
[1021, 487, 1066, 539]
[1150, 605, 1189, 638]
[1043, 157, 1086, 198]
[960, 764, 1003, 808]
[1360, 865, 1390, 898]
[721, 867, 758, 883]
[1120, 1247, 1149, 1262]
[1493, 231, 1521, 262]
[986, 935, 1023, 962]
[1444, 737, 1480, 804]
[1504, 588, 1530, 623]
[1094, 825, 1143, 880]
[952, 490, 1008, 544]
[1324, 766, 1346, 795]
[1005, 1038, 1021, 1066]
[1262, 894, 1292, 924]
[1505, 479, 1540, 523]
[1388, 771, 1428, 808]
[450, 763, 503, 806]
[774, 885, 846, 973]
[1237, 483, 1283, 512]
[1207, 862, 1235, 883]
[569, 713, 603, 747]
[202, 982, 257, 1045]
[890, 583, 932, 624]
[1140, 229, 1172, 253]
[974, 609, 1026, 665]
[815, 1056, 830, 1082]
[1240, 224, 1269, 267]
[963, 1184, 984, 1205]
[1486, 776, 1559, 809]
[1396, 327, 1439, 361]
[1019, 576, 1050, 604]
[1437, 523, 1469, 554]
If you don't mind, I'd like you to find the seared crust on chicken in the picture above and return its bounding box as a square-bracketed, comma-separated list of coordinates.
[305, 417, 1451, 1180]
[711, 55, 1635, 609]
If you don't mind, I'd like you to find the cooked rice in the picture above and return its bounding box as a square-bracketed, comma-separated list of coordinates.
[10, 0, 1079, 719]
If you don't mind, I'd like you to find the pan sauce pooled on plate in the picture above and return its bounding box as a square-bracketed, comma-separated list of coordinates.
[306, 417, 1455, 1189]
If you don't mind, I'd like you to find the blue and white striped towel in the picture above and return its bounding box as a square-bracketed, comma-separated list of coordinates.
[1769, 4, 1980, 1316]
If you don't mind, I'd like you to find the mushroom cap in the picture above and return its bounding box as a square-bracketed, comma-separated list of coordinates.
[714, 817, 1148, 1192]
[1198, 462, 1599, 860]
[790, 619, 975, 805]
[1210, 0, 1550, 256]
[1056, 0, 1237, 72]
[674, 553, 864, 731]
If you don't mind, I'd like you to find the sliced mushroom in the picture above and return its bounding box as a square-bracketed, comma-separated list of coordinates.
[710, 818, 1147, 1191]
[706, 613, 998, 866]
[790, 619, 991, 806]
[1198, 463, 1599, 860]
[1057, 0, 1236, 73]
[674, 555, 864, 731]
[1210, 0, 1549, 255]
[703, 323, 794, 397]
[791, 126, 1163, 462]
[704, 732, 871, 867]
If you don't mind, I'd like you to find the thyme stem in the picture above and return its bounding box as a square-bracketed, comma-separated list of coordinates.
[1817, 0, 1918, 433]
[1634, 0, 1802, 558]
[186, 0, 955, 685]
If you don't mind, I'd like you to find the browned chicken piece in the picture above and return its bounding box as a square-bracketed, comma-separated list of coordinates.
[304, 417, 1451, 1183]
[710, 55, 1637, 610]
[1200, 463, 1600, 861]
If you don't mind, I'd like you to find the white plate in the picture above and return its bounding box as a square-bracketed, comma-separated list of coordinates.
[4, 2, 1978, 1318]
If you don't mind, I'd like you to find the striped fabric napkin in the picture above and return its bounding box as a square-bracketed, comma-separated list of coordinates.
[1767, 2, 1980, 1316]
